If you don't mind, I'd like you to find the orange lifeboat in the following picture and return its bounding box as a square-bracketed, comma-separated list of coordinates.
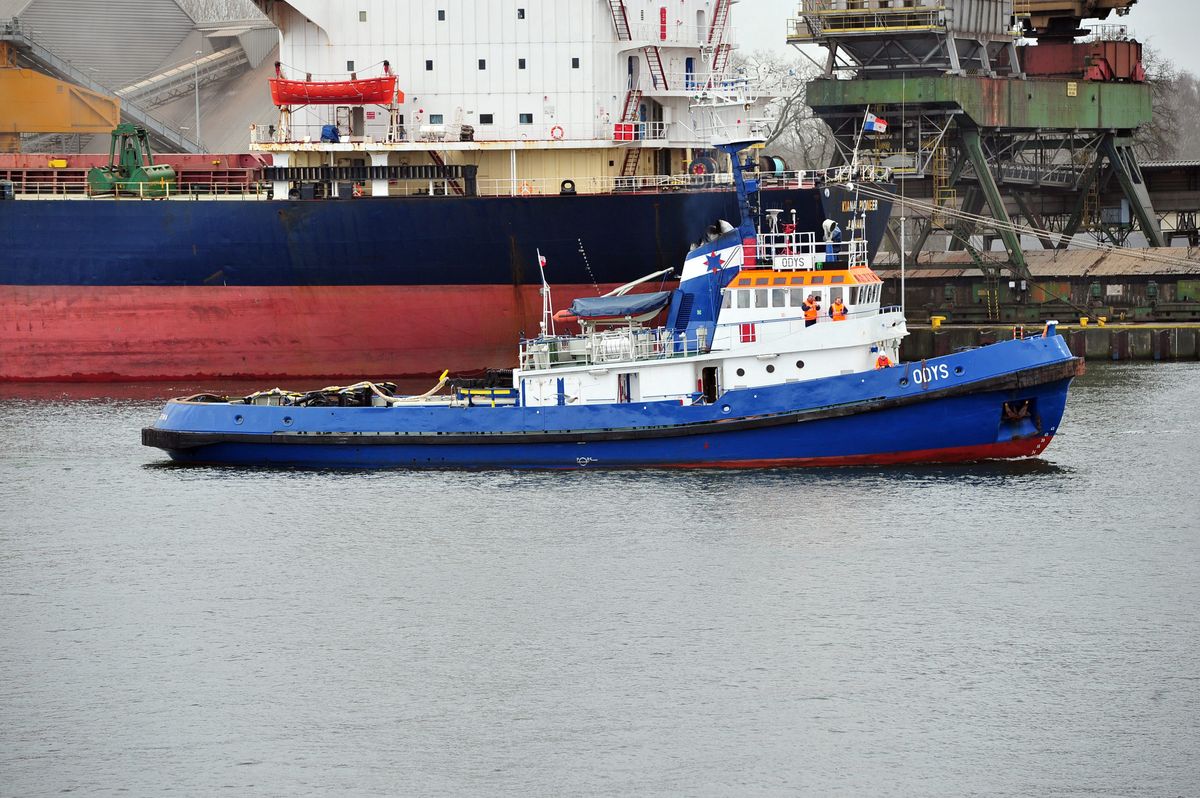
[268, 61, 402, 106]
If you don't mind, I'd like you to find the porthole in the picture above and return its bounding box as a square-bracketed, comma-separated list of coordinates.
[899, 378, 909, 387]
[736, 367, 745, 377]
[721, 404, 731, 414]
[282, 416, 293, 426]
[766, 364, 775, 373]
[795, 360, 805, 369]
[234, 414, 244, 425]
[954, 365, 964, 375]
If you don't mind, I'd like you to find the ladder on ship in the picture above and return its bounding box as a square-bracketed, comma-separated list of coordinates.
[707, 0, 733, 80]
[427, 150, 464, 196]
[619, 88, 643, 177]
[643, 45, 667, 90]
[607, 0, 631, 40]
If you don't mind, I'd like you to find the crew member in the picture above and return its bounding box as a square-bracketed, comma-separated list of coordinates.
[822, 219, 837, 263]
[875, 353, 892, 369]
[830, 297, 847, 321]
[802, 294, 820, 327]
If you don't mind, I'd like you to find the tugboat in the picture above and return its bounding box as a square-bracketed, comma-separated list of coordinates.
[142, 138, 1082, 469]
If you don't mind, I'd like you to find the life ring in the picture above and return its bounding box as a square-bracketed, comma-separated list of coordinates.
[518, 181, 534, 196]
[688, 156, 718, 175]
[550, 125, 565, 141]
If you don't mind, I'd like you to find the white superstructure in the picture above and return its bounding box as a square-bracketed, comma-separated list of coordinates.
[250, 0, 768, 196]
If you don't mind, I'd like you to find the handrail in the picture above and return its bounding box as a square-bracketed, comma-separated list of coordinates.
[1, 22, 202, 153]
[519, 305, 901, 370]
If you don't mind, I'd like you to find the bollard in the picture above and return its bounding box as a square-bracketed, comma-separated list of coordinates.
[931, 315, 946, 330]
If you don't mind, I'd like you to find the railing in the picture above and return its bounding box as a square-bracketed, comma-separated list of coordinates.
[519, 305, 899, 371]
[250, 119, 673, 146]
[5, 165, 887, 201]
[789, 2, 946, 39]
[624, 22, 737, 45]
[9, 181, 271, 200]
[0, 19, 202, 153]
[754, 234, 870, 270]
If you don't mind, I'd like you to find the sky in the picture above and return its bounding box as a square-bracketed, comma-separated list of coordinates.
[738, 0, 1200, 77]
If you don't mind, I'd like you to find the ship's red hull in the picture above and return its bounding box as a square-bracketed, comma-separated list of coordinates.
[0, 284, 621, 382]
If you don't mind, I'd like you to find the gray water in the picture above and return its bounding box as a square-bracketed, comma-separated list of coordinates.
[2, 364, 1198, 797]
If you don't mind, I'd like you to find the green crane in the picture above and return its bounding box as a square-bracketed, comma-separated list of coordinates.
[87, 124, 177, 197]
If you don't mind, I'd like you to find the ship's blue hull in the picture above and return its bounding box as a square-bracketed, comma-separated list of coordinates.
[0, 186, 878, 287]
[143, 336, 1080, 469]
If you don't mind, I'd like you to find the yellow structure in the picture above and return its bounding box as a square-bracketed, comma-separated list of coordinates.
[0, 43, 120, 153]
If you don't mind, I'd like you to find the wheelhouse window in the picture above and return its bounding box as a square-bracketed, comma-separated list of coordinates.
[479, 113, 494, 125]
[519, 113, 533, 124]
[736, 290, 750, 309]
[429, 114, 444, 124]
[771, 288, 786, 307]
[754, 289, 768, 308]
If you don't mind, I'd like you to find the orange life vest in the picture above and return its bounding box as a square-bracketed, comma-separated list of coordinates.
[831, 300, 846, 321]
[875, 354, 892, 369]
[803, 301, 818, 321]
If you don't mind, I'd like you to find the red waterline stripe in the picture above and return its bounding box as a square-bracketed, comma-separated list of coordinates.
[659, 436, 1055, 469]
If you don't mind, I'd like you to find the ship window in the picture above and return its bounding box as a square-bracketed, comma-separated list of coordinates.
[771, 288, 786, 307]
[358, 10, 366, 22]
[518, 58, 526, 69]
[773, 277, 786, 285]
[480, 113, 494, 125]
[478, 59, 486, 70]
[737, 290, 750, 309]
[849, 287, 859, 304]
[429, 114, 444, 124]
[425, 60, 433, 71]
[754, 289, 767, 308]
[788, 287, 805, 306]
[437, 9, 445, 21]
[572, 57, 580, 69]
[789, 276, 804, 284]
[721, 290, 731, 309]
[831, 275, 845, 284]
[736, 277, 750, 286]
[754, 277, 768, 286]
[811, 275, 824, 284]
[346, 60, 355, 71]
[519, 113, 533, 124]
[517, 8, 525, 19]
[831, 287, 844, 303]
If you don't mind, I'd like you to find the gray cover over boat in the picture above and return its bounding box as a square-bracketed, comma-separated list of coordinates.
[568, 291, 673, 319]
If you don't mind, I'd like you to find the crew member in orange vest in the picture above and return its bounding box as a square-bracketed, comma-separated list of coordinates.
[830, 298, 847, 321]
[802, 294, 820, 327]
[875, 353, 892, 369]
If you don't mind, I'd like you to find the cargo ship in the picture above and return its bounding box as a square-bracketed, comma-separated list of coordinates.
[0, 0, 893, 382]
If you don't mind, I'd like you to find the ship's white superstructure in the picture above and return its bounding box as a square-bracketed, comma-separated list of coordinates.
[250, 0, 770, 196]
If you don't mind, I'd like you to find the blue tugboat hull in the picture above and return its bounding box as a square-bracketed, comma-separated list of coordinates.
[144, 336, 1080, 469]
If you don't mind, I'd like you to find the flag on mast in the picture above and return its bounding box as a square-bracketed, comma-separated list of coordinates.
[863, 113, 888, 133]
